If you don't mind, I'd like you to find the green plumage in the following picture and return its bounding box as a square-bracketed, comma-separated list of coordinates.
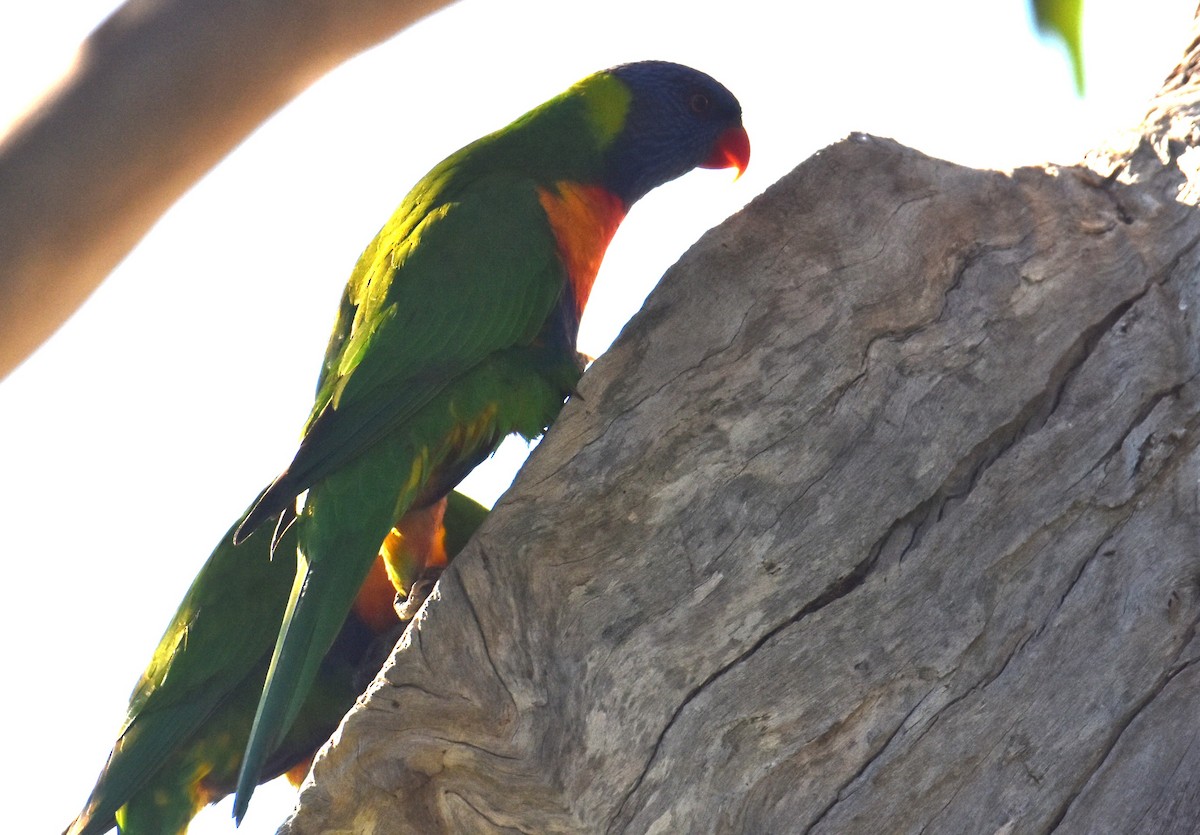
[233, 171, 584, 819]
[66, 492, 489, 835]
[231, 62, 747, 818]
[69, 60, 745, 833]
[240, 87, 619, 532]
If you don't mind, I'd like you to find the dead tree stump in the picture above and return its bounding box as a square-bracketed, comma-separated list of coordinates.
[282, 26, 1200, 835]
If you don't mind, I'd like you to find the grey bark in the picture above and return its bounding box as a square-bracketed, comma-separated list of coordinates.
[282, 24, 1200, 835]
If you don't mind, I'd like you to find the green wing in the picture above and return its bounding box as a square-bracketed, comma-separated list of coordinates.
[66, 512, 294, 835]
[237, 172, 567, 539]
[232, 173, 578, 813]
[66, 492, 490, 835]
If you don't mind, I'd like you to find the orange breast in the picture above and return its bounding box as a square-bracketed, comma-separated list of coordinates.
[351, 496, 452, 634]
[536, 182, 626, 321]
[351, 554, 401, 635]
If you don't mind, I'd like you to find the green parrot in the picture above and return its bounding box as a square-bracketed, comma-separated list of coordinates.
[65, 491, 489, 835]
[228, 60, 749, 818]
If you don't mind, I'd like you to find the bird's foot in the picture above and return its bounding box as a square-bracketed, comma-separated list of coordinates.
[393, 574, 441, 621]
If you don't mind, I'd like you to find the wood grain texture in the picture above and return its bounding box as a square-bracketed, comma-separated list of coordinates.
[276, 127, 1200, 833]
[281, 21, 1200, 827]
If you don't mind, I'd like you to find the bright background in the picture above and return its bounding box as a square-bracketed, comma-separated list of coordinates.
[1, 1, 1194, 832]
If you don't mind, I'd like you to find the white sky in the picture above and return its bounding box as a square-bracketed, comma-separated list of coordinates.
[1, 1, 1194, 833]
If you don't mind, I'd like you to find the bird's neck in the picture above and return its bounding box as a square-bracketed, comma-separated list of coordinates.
[537, 181, 627, 322]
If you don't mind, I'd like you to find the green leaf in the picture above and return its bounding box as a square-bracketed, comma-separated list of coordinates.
[1032, 0, 1085, 94]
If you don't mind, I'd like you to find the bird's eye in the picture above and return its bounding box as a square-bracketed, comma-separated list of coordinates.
[689, 93, 710, 115]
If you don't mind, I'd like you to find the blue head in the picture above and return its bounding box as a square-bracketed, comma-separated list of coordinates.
[601, 61, 749, 205]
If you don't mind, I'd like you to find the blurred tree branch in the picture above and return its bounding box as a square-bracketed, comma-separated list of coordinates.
[0, 0, 453, 378]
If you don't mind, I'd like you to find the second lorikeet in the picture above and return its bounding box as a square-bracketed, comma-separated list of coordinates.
[228, 60, 749, 818]
[65, 491, 489, 835]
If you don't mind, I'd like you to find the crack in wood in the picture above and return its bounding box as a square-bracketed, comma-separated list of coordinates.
[606, 540, 886, 833]
[1045, 613, 1200, 833]
[801, 686, 939, 834]
[446, 788, 535, 835]
[453, 563, 519, 712]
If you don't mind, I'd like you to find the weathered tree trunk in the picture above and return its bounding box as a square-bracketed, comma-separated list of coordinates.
[282, 24, 1200, 835]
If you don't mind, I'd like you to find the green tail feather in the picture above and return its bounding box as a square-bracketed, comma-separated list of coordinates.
[69, 490, 489, 835]
[232, 543, 377, 821]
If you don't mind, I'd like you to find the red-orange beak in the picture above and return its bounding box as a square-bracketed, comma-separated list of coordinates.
[701, 123, 750, 179]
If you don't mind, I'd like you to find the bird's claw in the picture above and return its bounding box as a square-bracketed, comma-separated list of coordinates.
[393, 576, 440, 621]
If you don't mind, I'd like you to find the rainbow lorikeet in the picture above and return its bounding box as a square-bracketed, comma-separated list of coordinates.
[65, 491, 489, 835]
[226, 59, 748, 819]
